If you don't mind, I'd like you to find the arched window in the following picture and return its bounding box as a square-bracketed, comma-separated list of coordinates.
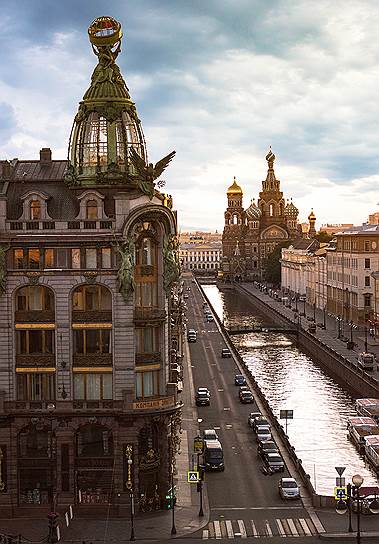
[16, 285, 54, 312]
[86, 200, 98, 219]
[30, 200, 41, 220]
[135, 236, 158, 308]
[233, 215, 238, 225]
[76, 424, 113, 457]
[269, 204, 274, 217]
[72, 285, 112, 311]
[136, 237, 155, 266]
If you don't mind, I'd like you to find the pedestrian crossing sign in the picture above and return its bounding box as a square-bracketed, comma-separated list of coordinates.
[188, 470, 200, 483]
[334, 486, 347, 500]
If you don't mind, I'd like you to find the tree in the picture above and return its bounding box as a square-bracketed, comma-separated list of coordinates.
[263, 241, 290, 286]
[315, 231, 333, 243]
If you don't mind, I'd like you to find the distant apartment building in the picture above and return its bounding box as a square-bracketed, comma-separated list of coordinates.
[179, 231, 222, 244]
[180, 242, 222, 272]
[319, 224, 354, 235]
[281, 239, 327, 308]
[326, 225, 379, 324]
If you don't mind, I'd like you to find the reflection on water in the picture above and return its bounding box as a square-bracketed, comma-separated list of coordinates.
[204, 285, 378, 495]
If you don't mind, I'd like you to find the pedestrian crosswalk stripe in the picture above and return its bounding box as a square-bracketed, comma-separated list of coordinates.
[265, 520, 273, 537]
[225, 520, 233, 538]
[214, 520, 222, 539]
[204, 518, 317, 538]
[276, 519, 286, 537]
[287, 518, 299, 537]
[250, 520, 258, 538]
[299, 518, 311, 536]
[237, 519, 247, 538]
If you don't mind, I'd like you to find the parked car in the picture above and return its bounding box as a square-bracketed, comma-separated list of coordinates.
[253, 416, 270, 430]
[234, 374, 246, 386]
[170, 363, 183, 379]
[358, 352, 375, 371]
[187, 329, 197, 342]
[240, 390, 254, 404]
[203, 429, 218, 442]
[279, 477, 300, 499]
[184, 293, 189, 299]
[195, 387, 210, 406]
[263, 452, 285, 472]
[221, 348, 232, 358]
[238, 386, 249, 399]
[248, 412, 262, 427]
[256, 426, 272, 442]
[206, 314, 214, 322]
[258, 440, 278, 459]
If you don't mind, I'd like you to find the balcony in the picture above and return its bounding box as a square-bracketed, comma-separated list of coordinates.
[15, 310, 55, 323]
[72, 310, 112, 323]
[73, 354, 113, 367]
[16, 354, 55, 367]
[134, 307, 166, 324]
[135, 352, 161, 365]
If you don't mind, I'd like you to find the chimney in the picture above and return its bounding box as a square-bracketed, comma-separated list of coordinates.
[1, 161, 11, 179]
[40, 148, 52, 165]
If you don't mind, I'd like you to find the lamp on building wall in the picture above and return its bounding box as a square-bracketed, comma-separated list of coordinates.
[125, 445, 135, 541]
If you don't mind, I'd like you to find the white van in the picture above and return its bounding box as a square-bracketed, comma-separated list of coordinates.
[358, 352, 375, 371]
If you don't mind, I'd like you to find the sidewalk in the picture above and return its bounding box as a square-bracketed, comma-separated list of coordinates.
[0, 341, 208, 543]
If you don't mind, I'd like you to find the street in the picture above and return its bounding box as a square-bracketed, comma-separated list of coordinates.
[185, 279, 322, 540]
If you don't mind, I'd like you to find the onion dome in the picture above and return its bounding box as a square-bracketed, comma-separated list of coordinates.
[284, 198, 299, 218]
[245, 199, 262, 220]
[227, 176, 243, 195]
[308, 208, 316, 221]
[65, 16, 147, 187]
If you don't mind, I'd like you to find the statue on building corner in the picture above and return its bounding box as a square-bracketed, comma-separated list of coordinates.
[163, 235, 181, 293]
[117, 238, 135, 300]
[129, 148, 176, 200]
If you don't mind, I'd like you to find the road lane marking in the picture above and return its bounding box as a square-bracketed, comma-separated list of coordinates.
[202, 530, 208, 540]
[276, 518, 286, 537]
[237, 519, 247, 538]
[223, 407, 231, 411]
[214, 520, 222, 539]
[250, 520, 259, 537]
[264, 520, 273, 536]
[287, 518, 299, 536]
[225, 520, 233, 538]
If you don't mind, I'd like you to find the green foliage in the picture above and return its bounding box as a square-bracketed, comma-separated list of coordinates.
[315, 231, 333, 243]
[263, 241, 290, 286]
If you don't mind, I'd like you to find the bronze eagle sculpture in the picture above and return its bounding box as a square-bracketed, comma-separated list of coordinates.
[129, 147, 176, 199]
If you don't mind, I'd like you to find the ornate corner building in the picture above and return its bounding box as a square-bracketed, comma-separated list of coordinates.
[221, 150, 301, 282]
[0, 17, 182, 517]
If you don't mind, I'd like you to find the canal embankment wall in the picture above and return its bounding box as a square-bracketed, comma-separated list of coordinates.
[197, 281, 354, 507]
[236, 284, 379, 399]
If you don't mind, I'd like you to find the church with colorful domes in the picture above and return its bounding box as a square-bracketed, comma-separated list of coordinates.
[221, 149, 302, 282]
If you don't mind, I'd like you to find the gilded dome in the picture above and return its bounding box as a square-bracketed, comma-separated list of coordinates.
[284, 199, 299, 218]
[308, 208, 316, 220]
[227, 176, 243, 195]
[246, 199, 262, 220]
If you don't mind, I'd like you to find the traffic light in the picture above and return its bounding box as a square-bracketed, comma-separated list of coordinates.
[163, 487, 177, 509]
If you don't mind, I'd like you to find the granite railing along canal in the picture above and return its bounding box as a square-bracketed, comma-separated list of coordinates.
[202, 284, 378, 496]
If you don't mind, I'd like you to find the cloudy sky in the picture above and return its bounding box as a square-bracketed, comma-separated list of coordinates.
[1, 0, 378, 231]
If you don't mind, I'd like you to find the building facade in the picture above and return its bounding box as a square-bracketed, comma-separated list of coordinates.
[280, 238, 321, 301]
[326, 225, 379, 324]
[0, 17, 182, 517]
[221, 150, 301, 282]
[179, 241, 222, 273]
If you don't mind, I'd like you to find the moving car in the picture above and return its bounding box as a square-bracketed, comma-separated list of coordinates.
[240, 390, 254, 404]
[195, 387, 210, 406]
[221, 348, 232, 358]
[203, 429, 218, 442]
[248, 412, 262, 427]
[279, 477, 300, 499]
[204, 440, 224, 471]
[234, 374, 246, 386]
[263, 453, 285, 472]
[257, 440, 278, 458]
[187, 329, 197, 342]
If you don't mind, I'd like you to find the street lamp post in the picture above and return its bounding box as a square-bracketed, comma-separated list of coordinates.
[313, 301, 316, 323]
[47, 403, 58, 544]
[352, 473, 364, 544]
[125, 445, 135, 541]
[169, 419, 177, 535]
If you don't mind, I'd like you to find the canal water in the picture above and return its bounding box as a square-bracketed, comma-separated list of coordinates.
[203, 284, 378, 495]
